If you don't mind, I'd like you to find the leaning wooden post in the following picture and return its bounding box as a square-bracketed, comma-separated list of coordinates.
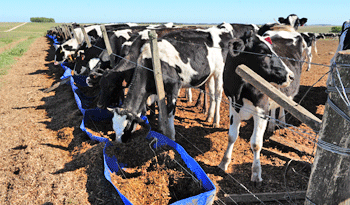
[149, 30, 170, 139]
[80, 25, 92, 48]
[235, 64, 322, 131]
[305, 50, 350, 205]
[100, 25, 115, 67]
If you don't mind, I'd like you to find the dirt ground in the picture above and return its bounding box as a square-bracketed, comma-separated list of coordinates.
[0, 36, 338, 204]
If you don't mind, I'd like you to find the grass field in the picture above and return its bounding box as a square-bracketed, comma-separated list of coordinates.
[298, 25, 337, 33]
[0, 22, 60, 78]
[0, 22, 59, 48]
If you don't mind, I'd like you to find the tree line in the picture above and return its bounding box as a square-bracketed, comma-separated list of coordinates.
[30, 17, 55, 23]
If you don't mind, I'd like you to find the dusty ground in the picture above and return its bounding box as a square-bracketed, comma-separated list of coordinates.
[0, 36, 338, 204]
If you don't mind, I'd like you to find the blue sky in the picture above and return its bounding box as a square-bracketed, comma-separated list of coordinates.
[1, 0, 348, 25]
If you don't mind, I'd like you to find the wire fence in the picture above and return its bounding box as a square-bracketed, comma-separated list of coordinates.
[77, 31, 325, 204]
[52, 27, 350, 204]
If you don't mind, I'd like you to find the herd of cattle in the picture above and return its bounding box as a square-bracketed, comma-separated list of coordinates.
[46, 14, 349, 182]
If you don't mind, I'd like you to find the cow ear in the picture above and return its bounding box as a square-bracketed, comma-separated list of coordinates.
[107, 107, 115, 113]
[278, 17, 286, 24]
[228, 39, 245, 57]
[300, 18, 308, 26]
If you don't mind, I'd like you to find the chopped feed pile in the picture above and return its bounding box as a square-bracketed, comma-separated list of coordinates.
[105, 133, 204, 204]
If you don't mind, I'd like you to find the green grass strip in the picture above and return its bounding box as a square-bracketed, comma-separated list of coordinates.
[0, 36, 37, 77]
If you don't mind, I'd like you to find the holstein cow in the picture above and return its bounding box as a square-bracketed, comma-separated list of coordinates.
[97, 25, 247, 142]
[331, 20, 350, 65]
[98, 24, 292, 150]
[84, 24, 180, 87]
[54, 23, 139, 65]
[219, 28, 305, 182]
[328, 20, 350, 87]
[300, 32, 318, 71]
[73, 26, 152, 77]
[258, 24, 308, 131]
[258, 14, 307, 36]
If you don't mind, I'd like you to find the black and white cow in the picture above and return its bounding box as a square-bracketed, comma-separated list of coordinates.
[258, 14, 307, 36]
[300, 32, 318, 71]
[219, 28, 305, 182]
[73, 26, 151, 78]
[54, 23, 139, 65]
[98, 24, 294, 152]
[82, 24, 180, 87]
[98, 25, 248, 142]
[331, 20, 350, 65]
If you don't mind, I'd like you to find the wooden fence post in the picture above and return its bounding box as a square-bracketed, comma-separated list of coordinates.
[305, 50, 350, 205]
[80, 25, 92, 48]
[71, 24, 81, 44]
[100, 25, 115, 67]
[148, 30, 170, 139]
[65, 24, 73, 39]
[59, 25, 67, 40]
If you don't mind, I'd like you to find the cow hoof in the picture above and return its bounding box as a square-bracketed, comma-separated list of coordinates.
[206, 117, 213, 123]
[251, 173, 263, 182]
[218, 161, 228, 171]
[212, 123, 220, 128]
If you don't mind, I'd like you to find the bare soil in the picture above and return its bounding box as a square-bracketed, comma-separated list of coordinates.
[0, 36, 338, 204]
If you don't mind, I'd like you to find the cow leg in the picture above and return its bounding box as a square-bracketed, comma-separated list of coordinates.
[206, 76, 215, 123]
[250, 109, 268, 182]
[267, 108, 276, 132]
[164, 83, 181, 141]
[186, 88, 192, 103]
[278, 107, 286, 125]
[212, 74, 223, 128]
[306, 47, 312, 71]
[218, 97, 241, 171]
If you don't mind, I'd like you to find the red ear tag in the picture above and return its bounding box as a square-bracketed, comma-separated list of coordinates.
[264, 37, 273, 45]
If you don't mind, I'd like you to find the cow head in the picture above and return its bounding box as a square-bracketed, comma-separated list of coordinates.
[228, 31, 294, 88]
[106, 107, 148, 143]
[97, 69, 128, 109]
[278, 14, 307, 30]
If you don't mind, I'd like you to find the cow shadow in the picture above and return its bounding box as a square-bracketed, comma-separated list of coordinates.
[197, 161, 309, 203]
[280, 85, 327, 127]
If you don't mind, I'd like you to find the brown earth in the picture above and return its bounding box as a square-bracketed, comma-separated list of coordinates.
[0, 36, 338, 204]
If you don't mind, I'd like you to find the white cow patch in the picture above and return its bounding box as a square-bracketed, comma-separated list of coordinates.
[125, 23, 139, 27]
[264, 30, 302, 46]
[88, 58, 100, 70]
[140, 40, 198, 86]
[139, 29, 152, 40]
[114, 29, 132, 40]
[288, 15, 298, 28]
[111, 113, 128, 143]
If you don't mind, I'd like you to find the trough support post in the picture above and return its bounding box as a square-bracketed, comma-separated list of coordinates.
[100, 25, 115, 68]
[80, 25, 92, 48]
[305, 50, 350, 205]
[149, 30, 169, 139]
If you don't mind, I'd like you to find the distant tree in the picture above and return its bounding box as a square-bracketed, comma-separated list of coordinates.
[30, 17, 55, 23]
[331, 26, 342, 33]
